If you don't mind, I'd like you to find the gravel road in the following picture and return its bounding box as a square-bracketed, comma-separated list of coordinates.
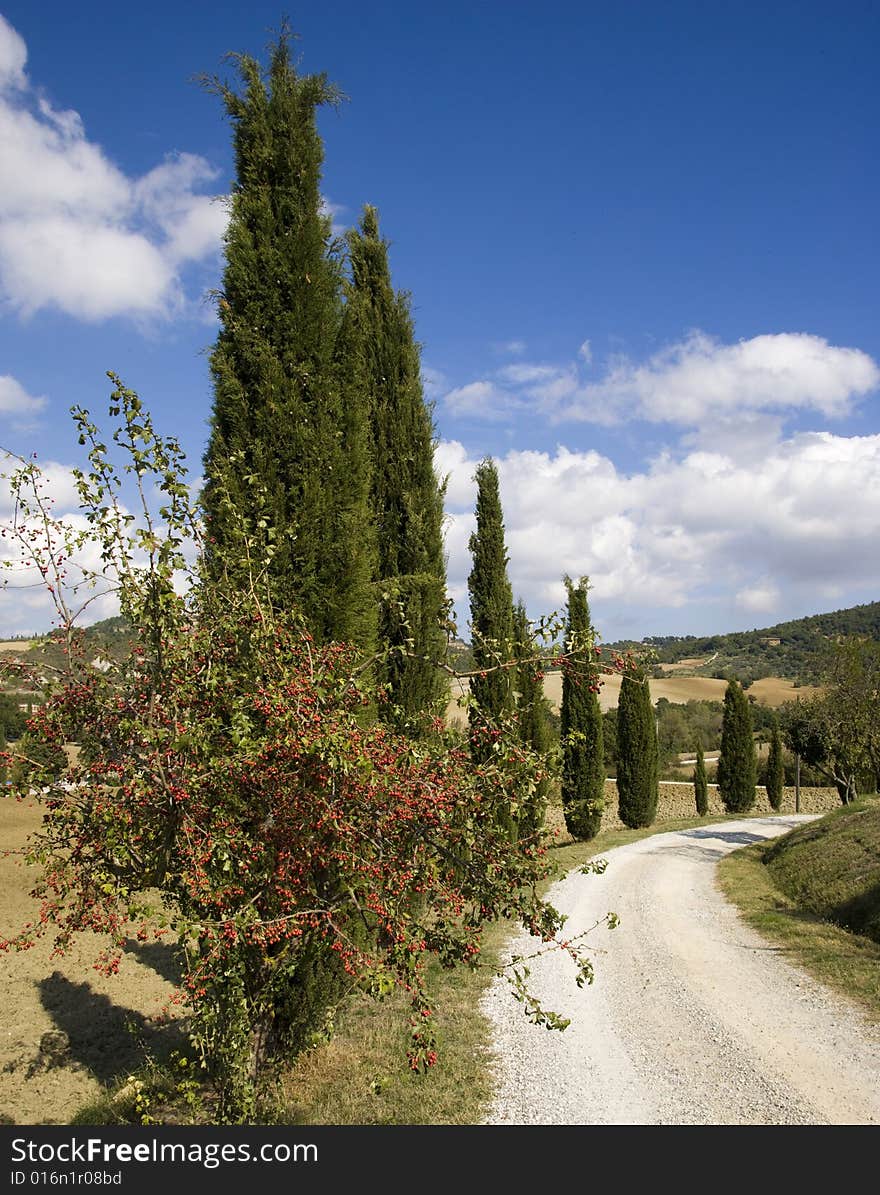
[481, 816, 880, 1125]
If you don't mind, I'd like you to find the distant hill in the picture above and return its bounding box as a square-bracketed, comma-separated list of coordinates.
[0, 616, 136, 692]
[606, 600, 880, 685]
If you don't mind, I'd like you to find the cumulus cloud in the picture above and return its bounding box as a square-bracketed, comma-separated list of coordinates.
[0, 15, 227, 321]
[443, 380, 520, 421]
[562, 331, 880, 426]
[736, 582, 781, 614]
[0, 14, 27, 91]
[437, 431, 880, 637]
[0, 374, 46, 424]
[443, 332, 880, 433]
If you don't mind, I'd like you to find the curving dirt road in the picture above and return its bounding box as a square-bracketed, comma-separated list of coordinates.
[481, 816, 880, 1125]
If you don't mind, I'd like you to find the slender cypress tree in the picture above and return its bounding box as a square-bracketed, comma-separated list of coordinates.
[513, 599, 552, 838]
[693, 741, 708, 816]
[201, 31, 376, 651]
[718, 679, 757, 813]
[198, 29, 373, 1065]
[616, 670, 658, 828]
[341, 206, 448, 725]
[766, 716, 785, 811]
[0, 724, 7, 790]
[560, 576, 604, 840]
[467, 459, 515, 738]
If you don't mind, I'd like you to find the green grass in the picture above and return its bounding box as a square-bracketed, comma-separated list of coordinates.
[718, 797, 880, 1023]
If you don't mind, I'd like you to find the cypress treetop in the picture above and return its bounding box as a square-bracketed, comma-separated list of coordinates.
[693, 741, 709, 816]
[342, 205, 448, 726]
[560, 576, 604, 841]
[513, 599, 552, 839]
[616, 668, 658, 829]
[201, 31, 375, 650]
[766, 716, 785, 811]
[467, 459, 515, 731]
[718, 679, 757, 813]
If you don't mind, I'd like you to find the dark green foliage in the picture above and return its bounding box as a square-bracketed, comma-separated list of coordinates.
[693, 741, 708, 816]
[0, 694, 27, 739]
[718, 679, 757, 813]
[0, 724, 6, 789]
[201, 31, 376, 650]
[12, 732, 67, 783]
[766, 717, 785, 811]
[513, 601, 552, 839]
[197, 29, 373, 1077]
[616, 671, 658, 828]
[466, 460, 516, 837]
[467, 460, 515, 733]
[560, 577, 604, 840]
[342, 206, 448, 727]
[602, 707, 618, 770]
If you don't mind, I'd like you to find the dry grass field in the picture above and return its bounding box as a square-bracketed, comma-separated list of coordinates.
[446, 670, 821, 724]
[0, 796, 184, 1125]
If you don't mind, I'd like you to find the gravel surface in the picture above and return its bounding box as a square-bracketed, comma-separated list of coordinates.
[481, 816, 880, 1125]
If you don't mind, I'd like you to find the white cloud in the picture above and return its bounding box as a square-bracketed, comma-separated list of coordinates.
[496, 363, 561, 385]
[0, 374, 46, 423]
[443, 380, 518, 420]
[736, 582, 781, 614]
[491, 339, 526, 356]
[437, 430, 880, 637]
[445, 332, 880, 433]
[559, 331, 880, 426]
[0, 14, 26, 91]
[0, 16, 227, 322]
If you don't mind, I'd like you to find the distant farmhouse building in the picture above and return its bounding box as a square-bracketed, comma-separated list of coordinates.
[759, 636, 782, 647]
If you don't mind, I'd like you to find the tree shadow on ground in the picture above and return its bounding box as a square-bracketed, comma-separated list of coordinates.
[123, 940, 184, 986]
[38, 972, 185, 1085]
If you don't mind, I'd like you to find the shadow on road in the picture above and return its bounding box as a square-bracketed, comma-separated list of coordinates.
[678, 828, 768, 847]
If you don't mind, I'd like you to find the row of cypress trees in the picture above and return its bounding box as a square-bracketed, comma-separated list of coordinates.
[466, 472, 660, 842]
[201, 34, 448, 727]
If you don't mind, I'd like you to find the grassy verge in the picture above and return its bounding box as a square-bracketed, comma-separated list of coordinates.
[717, 798, 880, 1025]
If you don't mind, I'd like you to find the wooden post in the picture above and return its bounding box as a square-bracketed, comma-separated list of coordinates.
[795, 752, 801, 814]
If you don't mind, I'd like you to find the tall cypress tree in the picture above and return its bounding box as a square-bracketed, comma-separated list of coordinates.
[197, 29, 373, 1067]
[560, 576, 604, 840]
[513, 599, 552, 838]
[616, 670, 658, 828]
[693, 741, 708, 816]
[766, 716, 785, 811]
[718, 679, 757, 813]
[201, 31, 375, 651]
[341, 206, 448, 725]
[467, 459, 515, 737]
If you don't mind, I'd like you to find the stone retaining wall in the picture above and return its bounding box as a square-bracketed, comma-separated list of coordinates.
[547, 781, 840, 840]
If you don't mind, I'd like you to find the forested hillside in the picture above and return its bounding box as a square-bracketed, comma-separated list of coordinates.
[607, 601, 880, 685]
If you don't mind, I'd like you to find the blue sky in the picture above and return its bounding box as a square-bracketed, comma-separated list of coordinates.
[0, 1, 878, 641]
